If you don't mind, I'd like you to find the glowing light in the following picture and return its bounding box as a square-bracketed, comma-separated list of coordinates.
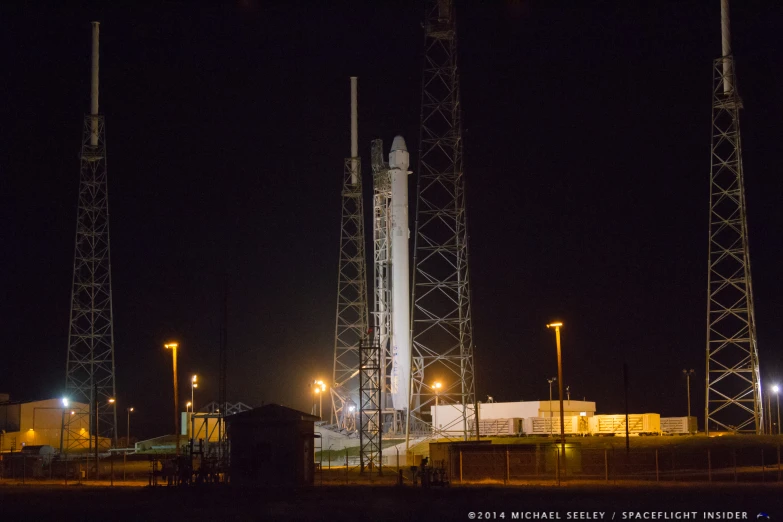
[108, 398, 116, 404]
[62, 398, 69, 407]
[774, 385, 780, 394]
[192, 375, 198, 383]
[164, 342, 178, 350]
[547, 322, 563, 329]
[433, 382, 442, 390]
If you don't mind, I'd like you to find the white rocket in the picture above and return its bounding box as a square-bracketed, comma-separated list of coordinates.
[389, 136, 412, 411]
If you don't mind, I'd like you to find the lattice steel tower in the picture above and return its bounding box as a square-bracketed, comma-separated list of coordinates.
[65, 22, 118, 448]
[407, 0, 476, 440]
[705, 0, 763, 435]
[331, 77, 369, 431]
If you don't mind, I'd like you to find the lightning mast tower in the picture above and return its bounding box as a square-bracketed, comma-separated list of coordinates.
[65, 22, 118, 449]
[705, 0, 763, 434]
[407, 0, 476, 441]
[331, 77, 369, 431]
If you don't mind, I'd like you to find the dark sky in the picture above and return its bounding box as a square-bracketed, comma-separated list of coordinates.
[1, 1, 781, 440]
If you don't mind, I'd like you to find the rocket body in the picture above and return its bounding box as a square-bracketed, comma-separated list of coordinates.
[389, 136, 411, 411]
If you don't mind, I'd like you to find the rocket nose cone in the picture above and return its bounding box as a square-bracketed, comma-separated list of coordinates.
[391, 135, 408, 152]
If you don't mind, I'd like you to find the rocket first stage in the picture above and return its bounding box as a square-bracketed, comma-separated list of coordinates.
[389, 136, 412, 411]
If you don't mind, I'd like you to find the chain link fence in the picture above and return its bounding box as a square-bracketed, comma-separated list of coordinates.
[433, 443, 783, 484]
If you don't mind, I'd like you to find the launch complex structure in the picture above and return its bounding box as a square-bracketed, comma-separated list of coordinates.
[330, 0, 769, 474]
[331, 0, 477, 472]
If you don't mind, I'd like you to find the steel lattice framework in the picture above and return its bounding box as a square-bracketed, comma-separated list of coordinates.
[331, 156, 368, 431]
[408, 0, 475, 440]
[704, 49, 762, 435]
[358, 334, 382, 474]
[65, 111, 118, 449]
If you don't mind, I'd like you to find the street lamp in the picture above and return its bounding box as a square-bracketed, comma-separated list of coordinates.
[432, 382, 442, 435]
[164, 342, 180, 457]
[124, 407, 134, 481]
[186, 401, 192, 413]
[313, 380, 327, 418]
[191, 375, 198, 414]
[546, 322, 566, 464]
[774, 385, 781, 436]
[547, 377, 557, 437]
[682, 369, 695, 434]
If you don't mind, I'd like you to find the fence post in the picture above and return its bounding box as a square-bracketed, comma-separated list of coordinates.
[655, 449, 659, 482]
[761, 448, 765, 483]
[733, 450, 737, 483]
[707, 449, 711, 482]
[556, 447, 560, 486]
[505, 448, 510, 485]
[604, 449, 608, 481]
[778, 444, 781, 482]
[111, 452, 114, 486]
[459, 450, 463, 484]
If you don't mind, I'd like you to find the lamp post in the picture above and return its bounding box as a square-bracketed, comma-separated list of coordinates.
[432, 382, 442, 436]
[312, 380, 326, 418]
[547, 322, 566, 468]
[191, 375, 198, 414]
[774, 385, 781, 436]
[683, 369, 695, 434]
[547, 377, 557, 436]
[165, 342, 180, 457]
[767, 387, 774, 435]
[124, 407, 133, 480]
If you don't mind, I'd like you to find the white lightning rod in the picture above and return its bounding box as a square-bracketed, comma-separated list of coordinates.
[90, 21, 100, 146]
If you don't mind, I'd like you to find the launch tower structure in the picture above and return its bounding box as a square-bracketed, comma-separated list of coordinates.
[704, 0, 763, 434]
[65, 22, 118, 450]
[407, 0, 476, 441]
[331, 77, 369, 431]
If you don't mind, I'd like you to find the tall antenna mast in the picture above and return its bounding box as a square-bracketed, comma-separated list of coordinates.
[705, 0, 763, 434]
[407, 0, 476, 444]
[331, 77, 369, 431]
[65, 21, 118, 451]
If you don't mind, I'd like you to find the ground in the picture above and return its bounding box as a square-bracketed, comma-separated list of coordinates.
[0, 481, 780, 521]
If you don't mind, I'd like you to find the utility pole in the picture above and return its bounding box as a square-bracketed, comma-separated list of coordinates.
[683, 369, 695, 433]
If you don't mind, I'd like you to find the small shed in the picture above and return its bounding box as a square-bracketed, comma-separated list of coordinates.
[226, 404, 319, 487]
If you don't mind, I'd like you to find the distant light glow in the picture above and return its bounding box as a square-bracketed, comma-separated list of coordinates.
[774, 385, 780, 393]
[62, 398, 69, 407]
[547, 322, 563, 328]
[108, 398, 115, 404]
[164, 342, 178, 350]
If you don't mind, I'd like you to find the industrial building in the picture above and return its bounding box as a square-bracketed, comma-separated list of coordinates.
[0, 395, 94, 452]
[226, 404, 318, 487]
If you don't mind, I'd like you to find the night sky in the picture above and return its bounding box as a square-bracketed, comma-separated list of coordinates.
[1, 1, 781, 440]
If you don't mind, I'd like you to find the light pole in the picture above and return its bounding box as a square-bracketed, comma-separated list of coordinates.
[124, 407, 133, 480]
[683, 369, 695, 433]
[547, 377, 557, 436]
[312, 380, 326, 418]
[768, 387, 774, 435]
[432, 382, 442, 436]
[774, 385, 781, 436]
[547, 322, 566, 466]
[191, 375, 198, 414]
[165, 342, 180, 457]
